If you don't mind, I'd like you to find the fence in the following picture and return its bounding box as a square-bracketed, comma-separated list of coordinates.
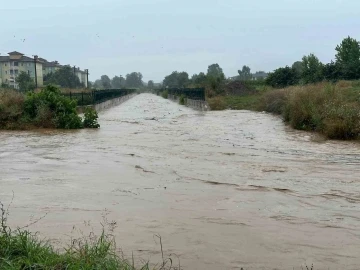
[63, 89, 137, 106]
[165, 88, 206, 101]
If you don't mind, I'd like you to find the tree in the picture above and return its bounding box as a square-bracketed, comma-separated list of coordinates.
[125, 72, 143, 88]
[323, 61, 342, 82]
[148, 80, 154, 88]
[177, 72, 190, 87]
[45, 66, 81, 88]
[16, 71, 35, 92]
[191, 72, 207, 86]
[206, 64, 225, 95]
[301, 53, 324, 84]
[93, 79, 103, 89]
[100, 75, 111, 89]
[163, 71, 189, 88]
[292, 61, 303, 77]
[207, 64, 225, 80]
[238, 65, 252, 80]
[265, 66, 299, 88]
[119, 76, 126, 88]
[111, 76, 125, 88]
[335, 36, 360, 80]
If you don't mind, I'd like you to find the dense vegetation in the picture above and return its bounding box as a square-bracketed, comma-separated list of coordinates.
[44, 66, 84, 88]
[266, 36, 360, 87]
[0, 203, 171, 270]
[92, 72, 144, 89]
[16, 72, 36, 92]
[0, 85, 99, 130]
[161, 36, 360, 140]
[260, 81, 360, 139]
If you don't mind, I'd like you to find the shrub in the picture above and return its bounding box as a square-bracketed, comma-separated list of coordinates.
[265, 66, 299, 88]
[259, 89, 289, 114]
[161, 90, 168, 99]
[208, 96, 227, 110]
[179, 94, 186, 105]
[0, 85, 101, 130]
[24, 85, 83, 129]
[0, 89, 25, 128]
[83, 107, 100, 128]
[260, 82, 360, 139]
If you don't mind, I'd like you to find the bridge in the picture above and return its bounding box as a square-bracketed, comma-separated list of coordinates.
[63, 88, 209, 112]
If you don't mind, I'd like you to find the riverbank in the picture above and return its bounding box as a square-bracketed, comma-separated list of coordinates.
[0, 209, 163, 270]
[0, 85, 99, 130]
[208, 80, 360, 140]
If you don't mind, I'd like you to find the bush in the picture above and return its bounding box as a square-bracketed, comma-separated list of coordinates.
[83, 107, 100, 128]
[161, 90, 168, 99]
[0, 85, 101, 130]
[265, 66, 299, 88]
[0, 89, 25, 128]
[24, 85, 83, 129]
[208, 96, 227, 110]
[179, 94, 186, 105]
[260, 82, 360, 139]
[259, 89, 289, 114]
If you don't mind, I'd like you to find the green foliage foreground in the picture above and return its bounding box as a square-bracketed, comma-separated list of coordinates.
[0, 85, 100, 130]
[0, 207, 154, 270]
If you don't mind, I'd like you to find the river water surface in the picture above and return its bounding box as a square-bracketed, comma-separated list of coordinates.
[1, 94, 360, 269]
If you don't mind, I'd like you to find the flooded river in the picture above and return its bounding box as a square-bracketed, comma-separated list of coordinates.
[1, 93, 360, 269]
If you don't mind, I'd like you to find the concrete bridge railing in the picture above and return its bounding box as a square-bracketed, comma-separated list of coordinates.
[168, 95, 210, 111]
[77, 93, 137, 113]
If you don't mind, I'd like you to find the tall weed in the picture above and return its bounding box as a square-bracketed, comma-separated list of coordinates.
[260, 81, 360, 139]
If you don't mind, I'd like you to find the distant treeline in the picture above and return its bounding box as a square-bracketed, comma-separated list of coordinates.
[266, 36, 360, 88]
[91, 36, 360, 95]
[91, 72, 145, 89]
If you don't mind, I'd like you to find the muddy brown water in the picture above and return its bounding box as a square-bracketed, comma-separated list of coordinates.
[1, 93, 360, 269]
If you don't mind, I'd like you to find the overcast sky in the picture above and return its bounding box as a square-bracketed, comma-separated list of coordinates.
[1, 0, 359, 82]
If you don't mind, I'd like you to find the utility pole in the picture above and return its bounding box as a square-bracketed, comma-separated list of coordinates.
[33, 55, 38, 88]
[85, 69, 89, 89]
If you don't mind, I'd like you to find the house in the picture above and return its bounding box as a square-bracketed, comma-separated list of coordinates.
[0, 51, 89, 89]
[252, 71, 268, 80]
[40, 59, 61, 77]
[0, 51, 44, 88]
[74, 67, 88, 88]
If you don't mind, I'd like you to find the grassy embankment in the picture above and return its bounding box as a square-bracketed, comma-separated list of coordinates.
[208, 81, 360, 140]
[207, 81, 269, 110]
[0, 202, 171, 270]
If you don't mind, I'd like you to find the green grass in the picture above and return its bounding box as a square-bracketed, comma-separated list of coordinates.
[208, 80, 360, 140]
[223, 94, 263, 110]
[259, 81, 360, 140]
[0, 203, 174, 270]
[207, 93, 263, 111]
[0, 229, 137, 270]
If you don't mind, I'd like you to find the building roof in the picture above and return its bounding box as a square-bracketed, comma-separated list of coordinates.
[21, 56, 34, 62]
[8, 51, 24, 55]
[0, 52, 34, 62]
[43, 61, 61, 67]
